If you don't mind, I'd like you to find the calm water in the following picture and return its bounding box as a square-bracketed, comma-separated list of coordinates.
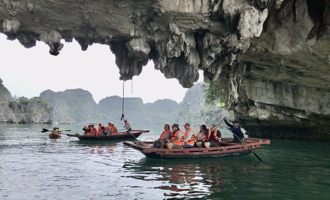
[0, 124, 330, 200]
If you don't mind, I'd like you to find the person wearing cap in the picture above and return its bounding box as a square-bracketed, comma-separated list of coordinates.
[124, 120, 132, 133]
[223, 117, 244, 142]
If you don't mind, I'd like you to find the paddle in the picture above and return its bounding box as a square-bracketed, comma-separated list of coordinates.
[126, 130, 138, 140]
[41, 128, 71, 133]
[220, 119, 263, 162]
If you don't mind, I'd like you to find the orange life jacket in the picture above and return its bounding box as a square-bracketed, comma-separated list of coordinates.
[98, 126, 102, 135]
[111, 125, 117, 134]
[196, 131, 206, 142]
[90, 127, 97, 136]
[170, 130, 185, 146]
[159, 130, 170, 140]
[184, 128, 195, 145]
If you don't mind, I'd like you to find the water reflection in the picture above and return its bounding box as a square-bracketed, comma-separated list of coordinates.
[123, 158, 229, 198]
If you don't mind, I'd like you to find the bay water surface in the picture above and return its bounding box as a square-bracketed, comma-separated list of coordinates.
[1, 123, 330, 199]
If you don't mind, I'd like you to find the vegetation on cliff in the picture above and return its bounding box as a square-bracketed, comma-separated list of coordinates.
[0, 79, 53, 124]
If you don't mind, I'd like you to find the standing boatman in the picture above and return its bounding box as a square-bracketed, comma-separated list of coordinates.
[124, 120, 132, 133]
[223, 117, 244, 143]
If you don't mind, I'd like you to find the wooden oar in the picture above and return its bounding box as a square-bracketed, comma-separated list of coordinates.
[41, 128, 71, 133]
[220, 120, 263, 162]
[125, 130, 139, 140]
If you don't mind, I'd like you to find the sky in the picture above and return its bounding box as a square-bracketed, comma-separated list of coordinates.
[0, 34, 202, 103]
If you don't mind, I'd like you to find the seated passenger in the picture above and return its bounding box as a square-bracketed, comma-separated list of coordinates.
[153, 124, 171, 148]
[167, 124, 184, 149]
[52, 127, 61, 134]
[110, 123, 118, 134]
[97, 123, 103, 136]
[205, 124, 222, 147]
[90, 125, 97, 136]
[105, 123, 112, 135]
[83, 125, 92, 135]
[195, 125, 207, 147]
[183, 123, 195, 148]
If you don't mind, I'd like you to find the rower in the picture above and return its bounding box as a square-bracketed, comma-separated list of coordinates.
[124, 120, 132, 133]
[153, 124, 171, 148]
[52, 127, 61, 133]
[183, 123, 195, 148]
[223, 117, 244, 142]
[167, 124, 184, 149]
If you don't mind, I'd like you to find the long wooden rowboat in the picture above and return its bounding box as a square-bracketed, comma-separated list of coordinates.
[67, 130, 149, 140]
[124, 138, 270, 159]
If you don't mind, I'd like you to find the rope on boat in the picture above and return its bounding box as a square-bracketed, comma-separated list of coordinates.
[121, 80, 125, 121]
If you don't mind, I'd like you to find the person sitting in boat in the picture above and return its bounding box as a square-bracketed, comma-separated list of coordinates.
[167, 124, 184, 149]
[110, 123, 118, 134]
[83, 125, 92, 135]
[124, 120, 132, 133]
[195, 125, 208, 147]
[183, 123, 195, 148]
[153, 124, 171, 148]
[52, 127, 61, 133]
[90, 125, 97, 136]
[205, 124, 222, 147]
[223, 117, 244, 143]
[106, 123, 118, 135]
[98, 123, 104, 135]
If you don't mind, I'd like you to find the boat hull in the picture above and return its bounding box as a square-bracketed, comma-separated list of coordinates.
[124, 138, 270, 159]
[67, 130, 149, 140]
[49, 132, 61, 139]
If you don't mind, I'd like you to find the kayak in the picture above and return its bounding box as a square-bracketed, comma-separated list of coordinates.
[124, 138, 270, 159]
[49, 132, 61, 139]
[67, 130, 149, 140]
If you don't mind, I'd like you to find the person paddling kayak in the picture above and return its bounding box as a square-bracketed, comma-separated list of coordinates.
[223, 117, 244, 143]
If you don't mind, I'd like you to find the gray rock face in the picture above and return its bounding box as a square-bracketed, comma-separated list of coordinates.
[0, 0, 329, 139]
[0, 79, 52, 123]
[0, 78, 12, 103]
[40, 89, 103, 123]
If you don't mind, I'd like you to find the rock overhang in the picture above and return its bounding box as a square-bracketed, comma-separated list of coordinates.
[1, 0, 330, 139]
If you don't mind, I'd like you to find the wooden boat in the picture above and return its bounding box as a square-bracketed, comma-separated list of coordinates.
[67, 130, 149, 140]
[49, 132, 61, 139]
[124, 138, 270, 159]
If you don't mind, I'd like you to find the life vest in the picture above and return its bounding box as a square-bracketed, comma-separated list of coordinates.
[90, 127, 97, 136]
[214, 130, 222, 141]
[207, 129, 221, 142]
[196, 131, 206, 142]
[111, 125, 117, 134]
[170, 130, 184, 146]
[159, 130, 170, 141]
[184, 128, 195, 145]
[98, 126, 102, 135]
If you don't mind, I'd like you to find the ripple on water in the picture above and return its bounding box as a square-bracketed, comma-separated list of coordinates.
[1, 125, 330, 199]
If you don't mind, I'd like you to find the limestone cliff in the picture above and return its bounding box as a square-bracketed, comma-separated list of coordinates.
[0, 0, 329, 139]
[40, 89, 103, 123]
[177, 83, 229, 125]
[0, 79, 52, 123]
